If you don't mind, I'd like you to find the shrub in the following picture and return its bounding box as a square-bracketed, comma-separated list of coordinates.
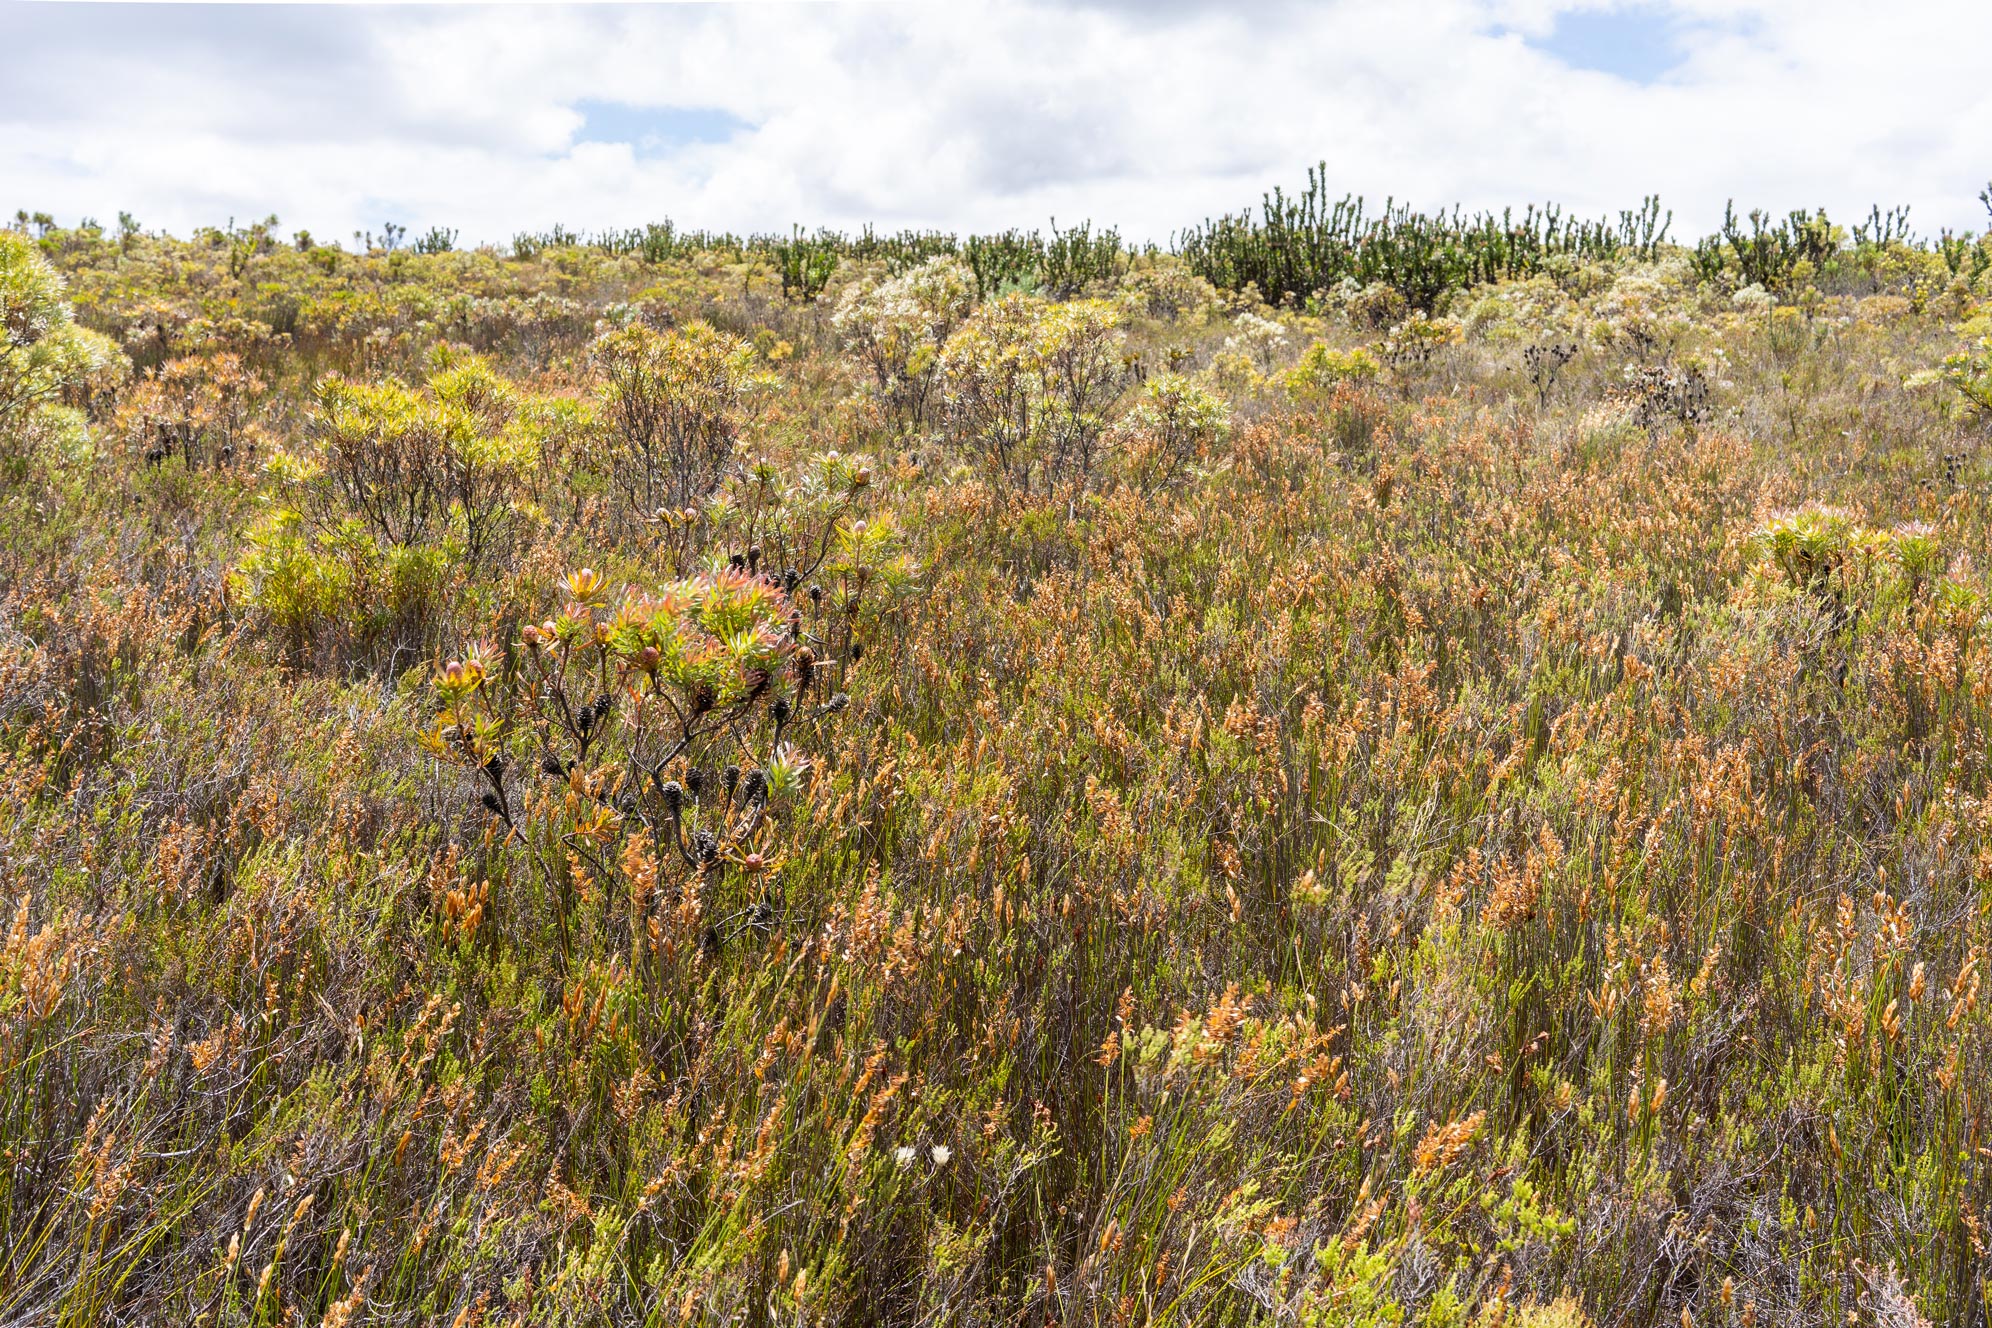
[591, 319, 765, 518]
[832, 258, 975, 436]
[1346, 281, 1408, 331]
[0, 230, 123, 475]
[1113, 371, 1230, 491]
[307, 348, 536, 565]
[1120, 262, 1220, 321]
[1039, 218, 1126, 297]
[1756, 505, 1859, 589]
[1691, 202, 1841, 295]
[1176, 166, 1670, 307]
[774, 227, 841, 302]
[1378, 311, 1464, 380]
[421, 562, 845, 963]
[701, 450, 920, 670]
[1223, 310, 1291, 375]
[1616, 361, 1713, 440]
[1937, 335, 1992, 418]
[117, 350, 264, 470]
[938, 295, 1130, 496]
[1284, 342, 1382, 400]
[231, 349, 553, 661]
[230, 509, 452, 660]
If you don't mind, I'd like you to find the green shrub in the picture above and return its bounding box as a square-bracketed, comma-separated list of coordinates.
[1284, 342, 1383, 400]
[0, 230, 123, 475]
[591, 319, 767, 518]
[938, 295, 1130, 495]
[1937, 334, 1992, 417]
[421, 560, 845, 965]
[308, 348, 537, 564]
[230, 348, 553, 661]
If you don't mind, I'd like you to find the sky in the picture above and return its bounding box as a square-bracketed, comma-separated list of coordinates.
[4, 0, 1990, 249]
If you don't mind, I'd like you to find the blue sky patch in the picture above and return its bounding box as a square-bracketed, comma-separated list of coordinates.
[1525, 7, 1689, 85]
[572, 100, 752, 154]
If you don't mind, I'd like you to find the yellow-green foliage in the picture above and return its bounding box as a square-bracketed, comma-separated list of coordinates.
[938, 294, 1127, 493]
[307, 349, 537, 553]
[592, 318, 767, 516]
[230, 347, 562, 658]
[1285, 342, 1383, 398]
[1116, 370, 1230, 490]
[1940, 335, 1992, 417]
[0, 230, 124, 469]
[231, 508, 453, 658]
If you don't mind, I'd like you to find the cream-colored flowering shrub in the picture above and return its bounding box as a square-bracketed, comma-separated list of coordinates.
[832, 257, 975, 435]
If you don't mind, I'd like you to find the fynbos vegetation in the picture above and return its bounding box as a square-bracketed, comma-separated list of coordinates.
[2, 185, 1992, 1325]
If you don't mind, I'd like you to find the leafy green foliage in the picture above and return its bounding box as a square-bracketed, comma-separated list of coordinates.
[1939, 335, 1992, 417]
[1177, 164, 1671, 309]
[0, 230, 123, 473]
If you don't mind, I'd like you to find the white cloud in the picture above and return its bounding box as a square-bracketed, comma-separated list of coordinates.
[3, 0, 1989, 247]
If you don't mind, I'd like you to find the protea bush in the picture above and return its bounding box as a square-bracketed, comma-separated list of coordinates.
[422, 563, 832, 966]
